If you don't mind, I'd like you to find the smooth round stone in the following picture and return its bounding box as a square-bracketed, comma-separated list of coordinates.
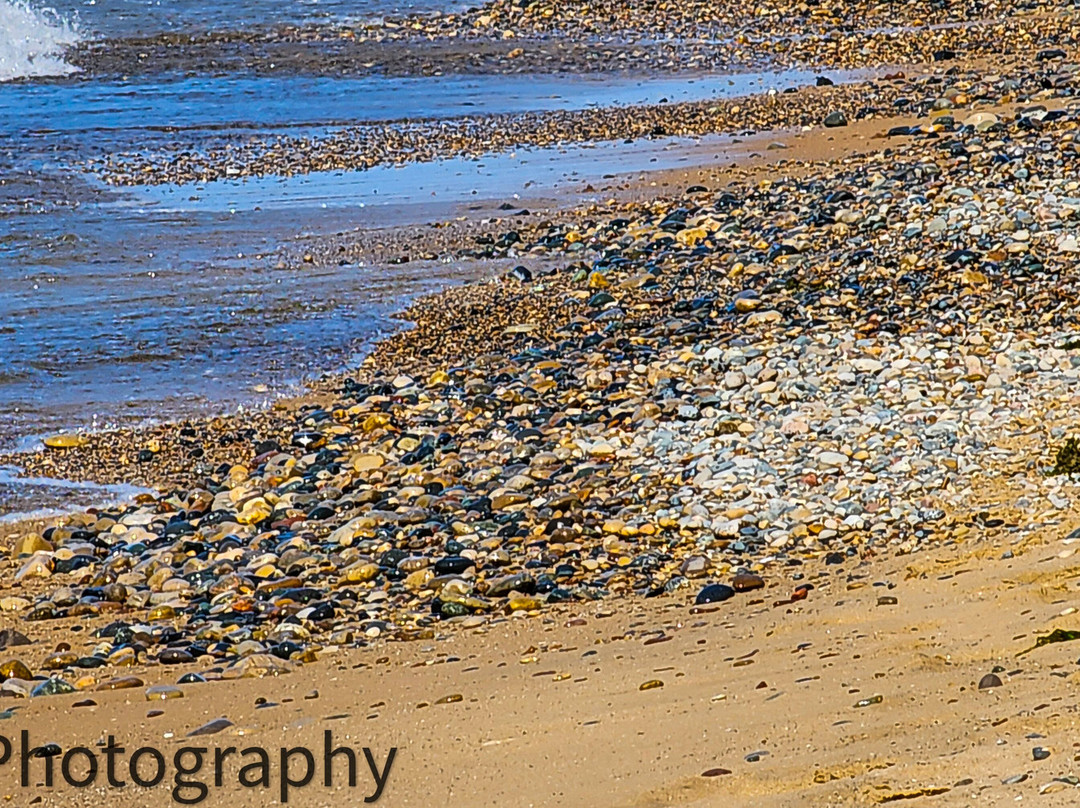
[352, 453, 385, 472]
[507, 594, 543, 612]
[146, 685, 184, 701]
[434, 556, 474, 576]
[1, 679, 31, 698]
[158, 649, 195, 665]
[0, 660, 33, 682]
[108, 648, 138, 667]
[147, 604, 177, 622]
[440, 601, 469, 617]
[96, 676, 145, 691]
[43, 434, 87, 449]
[43, 652, 78, 671]
[978, 673, 1003, 690]
[31, 678, 76, 697]
[732, 573, 764, 592]
[695, 584, 736, 605]
[824, 110, 848, 127]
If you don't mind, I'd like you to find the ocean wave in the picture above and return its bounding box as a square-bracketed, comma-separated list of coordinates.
[0, 0, 81, 82]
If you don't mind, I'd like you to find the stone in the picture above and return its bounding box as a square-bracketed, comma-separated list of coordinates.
[695, 584, 736, 605]
[187, 718, 233, 737]
[732, 573, 764, 592]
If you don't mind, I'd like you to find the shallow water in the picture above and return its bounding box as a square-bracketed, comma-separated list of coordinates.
[1, 130, 758, 453]
[2, 67, 850, 140]
[0, 466, 153, 523]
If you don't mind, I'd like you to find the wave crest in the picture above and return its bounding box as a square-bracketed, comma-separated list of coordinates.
[0, 0, 81, 82]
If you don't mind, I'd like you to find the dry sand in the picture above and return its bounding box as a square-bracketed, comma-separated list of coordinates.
[3, 471, 1080, 807]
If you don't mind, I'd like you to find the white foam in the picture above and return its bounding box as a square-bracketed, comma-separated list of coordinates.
[0, 0, 81, 82]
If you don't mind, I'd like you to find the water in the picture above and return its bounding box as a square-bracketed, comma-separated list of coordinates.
[17, 0, 459, 40]
[1, 128, 761, 453]
[1, 68, 846, 140]
[0, 466, 152, 522]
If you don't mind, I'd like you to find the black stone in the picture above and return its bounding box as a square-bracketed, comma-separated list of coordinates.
[695, 584, 736, 605]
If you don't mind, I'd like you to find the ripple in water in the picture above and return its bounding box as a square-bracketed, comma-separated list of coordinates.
[0, 0, 81, 82]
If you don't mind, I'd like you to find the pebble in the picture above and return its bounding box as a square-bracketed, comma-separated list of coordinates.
[146, 685, 184, 701]
[696, 584, 736, 605]
[187, 718, 234, 737]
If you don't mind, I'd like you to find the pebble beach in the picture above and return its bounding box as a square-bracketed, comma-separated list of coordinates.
[6, 0, 1080, 804]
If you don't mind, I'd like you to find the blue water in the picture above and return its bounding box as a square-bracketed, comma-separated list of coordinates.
[49, 0, 461, 37]
[3, 68, 844, 138]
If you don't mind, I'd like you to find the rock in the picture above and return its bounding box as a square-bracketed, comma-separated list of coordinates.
[680, 556, 710, 578]
[732, 573, 764, 592]
[351, 453, 384, 472]
[15, 554, 53, 582]
[222, 654, 295, 679]
[158, 649, 195, 665]
[0, 660, 32, 682]
[818, 451, 848, 467]
[31, 678, 76, 697]
[0, 630, 31, 649]
[187, 718, 233, 737]
[96, 676, 144, 691]
[964, 112, 999, 132]
[695, 584, 736, 605]
[978, 673, 1003, 690]
[42, 434, 87, 449]
[9, 534, 52, 558]
[824, 111, 848, 128]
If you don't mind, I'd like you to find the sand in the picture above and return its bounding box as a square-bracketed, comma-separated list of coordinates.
[3, 472, 1080, 807]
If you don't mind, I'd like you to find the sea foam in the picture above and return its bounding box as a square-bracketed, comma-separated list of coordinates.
[0, 0, 81, 82]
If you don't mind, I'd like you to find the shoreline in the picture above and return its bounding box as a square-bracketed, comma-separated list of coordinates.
[0, 101, 982, 492]
[3, 79, 1077, 496]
